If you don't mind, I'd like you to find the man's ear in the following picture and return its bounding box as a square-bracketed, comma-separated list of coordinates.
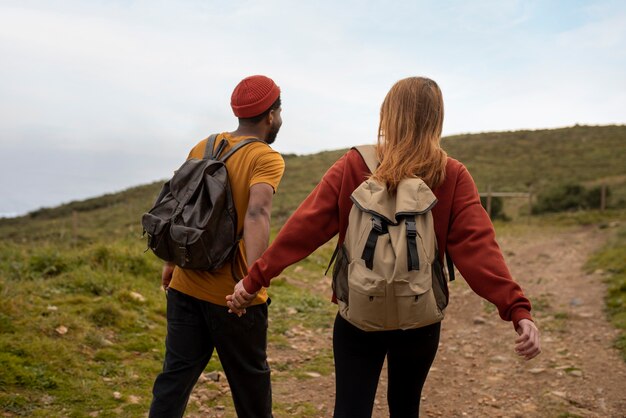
[266, 109, 275, 126]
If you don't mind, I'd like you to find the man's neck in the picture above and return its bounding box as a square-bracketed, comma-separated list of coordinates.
[229, 125, 266, 142]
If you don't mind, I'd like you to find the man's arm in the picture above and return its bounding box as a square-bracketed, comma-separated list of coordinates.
[227, 183, 274, 314]
[243, 183, 275, 266]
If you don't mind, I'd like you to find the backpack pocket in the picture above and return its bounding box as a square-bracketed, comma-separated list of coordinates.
[431, 258, 449, 312]
[141, 213, 172, 260]
[332, 245, 350, 303]
[393, 265, 444, 329]
[345, 260, 387, 331]
[169, 224, 212, 268]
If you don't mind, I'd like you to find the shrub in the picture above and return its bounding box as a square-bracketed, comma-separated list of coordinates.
[90, 305, 122, 327]
[88, 245, 153, 277]
[0, 313, 15, 333]
[532, 183, 611, 214]
[28, 251, 69, 278]
[0, 352, 58, 390]
[585, 185, 611, 209]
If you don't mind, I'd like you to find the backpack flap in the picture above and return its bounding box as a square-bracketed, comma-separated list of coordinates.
[169, 159, 224, 209]
[394, 178, 438, 216]
[350, 177, 437, 225]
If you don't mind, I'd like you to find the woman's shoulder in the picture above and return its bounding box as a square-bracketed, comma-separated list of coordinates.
[331, 147, 369, 170]
[444, 156, 465, 171]
[442, 156, 468, 181]
[434, 157, 477, 197]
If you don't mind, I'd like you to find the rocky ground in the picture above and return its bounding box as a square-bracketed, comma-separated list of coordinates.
[187, 225, 626, 417]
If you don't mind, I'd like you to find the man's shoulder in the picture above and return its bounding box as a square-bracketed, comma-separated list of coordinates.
[187, 137, 210, 159]
[244, 140, 282, 156]
[243, 142, 285, 170]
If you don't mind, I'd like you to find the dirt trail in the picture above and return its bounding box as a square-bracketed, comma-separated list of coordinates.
[191, 225, 626, 417]
[412, 225, 626, 418]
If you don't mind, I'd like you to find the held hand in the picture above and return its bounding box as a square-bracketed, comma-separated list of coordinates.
[226, 280, 257, 317]
[515, 319, 541, 360]
[162, 262, 175, 291]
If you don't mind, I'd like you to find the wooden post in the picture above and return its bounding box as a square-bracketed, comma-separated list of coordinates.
[601, 184, 607, 211]
[72, 210, 78, 246]
[486, 184, 492, 218]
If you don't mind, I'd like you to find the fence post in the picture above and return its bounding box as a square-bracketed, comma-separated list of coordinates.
[72, 210, 78, 246]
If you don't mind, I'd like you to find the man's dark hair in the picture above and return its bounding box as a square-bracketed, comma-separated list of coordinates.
[239, 97, 281, 124]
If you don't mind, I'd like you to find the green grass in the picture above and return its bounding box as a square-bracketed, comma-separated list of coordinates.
[585, 224, 626, 361]
[0, 237, 338, 415]
[0, 239, 166, 416]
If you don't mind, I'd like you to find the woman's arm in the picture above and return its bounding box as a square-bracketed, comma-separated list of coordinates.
[237, 153, 349, 294]
[446, 165, 533, 329]
[446, 165, 540, 359]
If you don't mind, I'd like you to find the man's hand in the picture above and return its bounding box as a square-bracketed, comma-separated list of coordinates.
[226, 280, 257, 316]
[162, 262, 175, 291]
[515, 318, 541, 360]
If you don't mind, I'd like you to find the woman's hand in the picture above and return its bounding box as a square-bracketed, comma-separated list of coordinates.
[226, 280, 257, 316]
[515, 319, 541, 360]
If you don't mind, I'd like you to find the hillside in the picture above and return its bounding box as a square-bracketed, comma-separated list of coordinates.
[443, 124, 626, 194]
[3, 124, 624, 241]
[1, 124, 625, 416]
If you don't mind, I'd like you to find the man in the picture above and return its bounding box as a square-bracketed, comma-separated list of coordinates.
[149, 75, 284, 418]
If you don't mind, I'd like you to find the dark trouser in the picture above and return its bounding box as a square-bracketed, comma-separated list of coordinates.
[333, 313, 441, 418]
[149, 289, 272, 418]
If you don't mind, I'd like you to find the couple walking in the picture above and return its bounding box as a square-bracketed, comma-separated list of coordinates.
[149, 74, 541, 417]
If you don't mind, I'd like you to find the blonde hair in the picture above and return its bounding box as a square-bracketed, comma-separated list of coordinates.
[372, 77, 447, 192]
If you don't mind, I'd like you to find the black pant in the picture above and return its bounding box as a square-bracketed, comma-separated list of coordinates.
[149, 289, 272, 418]
[333, 313, 441, 418]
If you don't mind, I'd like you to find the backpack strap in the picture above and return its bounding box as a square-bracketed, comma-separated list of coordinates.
[352, 145, 378, 174]
[446, 251, 455, 281]
[405, 218, 420, 271]
[202, 134, 263, 161]
[203, 134, 220, 159]
[361, 214, 387, 269]
[219, 138, 265, 162]
[325, 145, 379, 275]
[325, 244, 340, 276]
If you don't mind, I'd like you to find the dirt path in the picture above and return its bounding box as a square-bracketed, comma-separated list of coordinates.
[190, 225, 626, 417]
[412, 225, 626, 418]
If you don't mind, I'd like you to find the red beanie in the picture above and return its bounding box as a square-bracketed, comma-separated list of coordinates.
[231, 75, 281, 118]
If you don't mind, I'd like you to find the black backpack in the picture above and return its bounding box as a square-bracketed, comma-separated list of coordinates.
[141, 134, 263, 272]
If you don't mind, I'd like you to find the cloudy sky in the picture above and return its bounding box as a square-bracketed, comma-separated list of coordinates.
[1, 0, 625, 216]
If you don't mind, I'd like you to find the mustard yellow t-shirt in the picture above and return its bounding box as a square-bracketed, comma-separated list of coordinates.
[168, 132, 285, 306]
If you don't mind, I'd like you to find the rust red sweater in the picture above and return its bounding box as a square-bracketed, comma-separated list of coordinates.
[243, 149, 533, 329]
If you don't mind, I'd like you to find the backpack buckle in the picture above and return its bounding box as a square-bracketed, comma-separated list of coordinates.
[178, 245, 190, 265]
[405, 220, 417, 237]
[371, 216, 384, 233]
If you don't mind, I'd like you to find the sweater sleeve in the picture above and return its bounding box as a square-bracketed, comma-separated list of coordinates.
[242, 154, 347, 293]
[446, 165, 533, 329]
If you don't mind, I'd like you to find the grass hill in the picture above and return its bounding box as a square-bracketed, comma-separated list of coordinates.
[276, 124, 626, 223]
[1, 124, 625, 416]
[3, 124, 624, 239]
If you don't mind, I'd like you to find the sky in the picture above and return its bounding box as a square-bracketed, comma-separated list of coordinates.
[1, 0, 625, 217]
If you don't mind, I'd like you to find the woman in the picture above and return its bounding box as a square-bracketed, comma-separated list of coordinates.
[227, 77, 541, 417]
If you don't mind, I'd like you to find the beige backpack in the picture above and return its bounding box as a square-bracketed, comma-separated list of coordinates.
[330, 145, 451, 331]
